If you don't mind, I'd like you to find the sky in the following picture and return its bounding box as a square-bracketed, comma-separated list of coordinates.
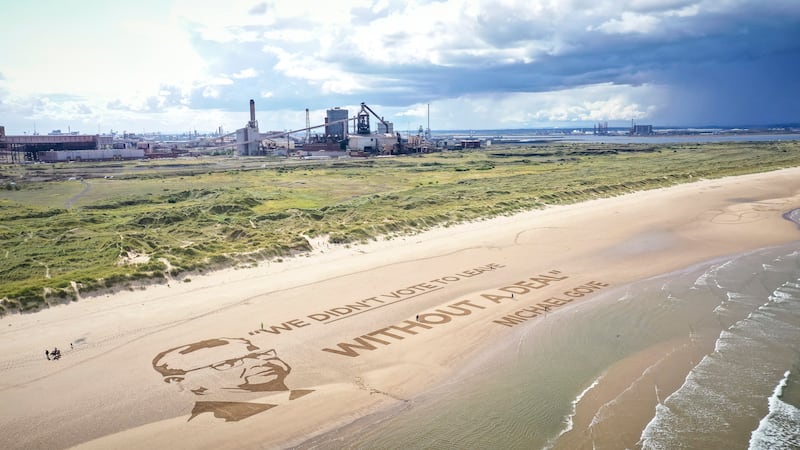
[1, 0, 799, 135]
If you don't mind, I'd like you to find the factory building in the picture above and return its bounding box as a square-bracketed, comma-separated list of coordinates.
[38, 148, 144, 162]
[377, 119, 394, 134]
[460, 139, 481, 148]
[231, 100, 413, 157]
[0, 126, 115, 162]
[325, 107, 348, 139]
[346, 103, 401, 154]
[347, 134, 398, 153]
[236, 99, 260, 156]
[631, 124, 653, 136]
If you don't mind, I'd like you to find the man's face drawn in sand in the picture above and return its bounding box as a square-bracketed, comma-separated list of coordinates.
[152, 338, 291, 395]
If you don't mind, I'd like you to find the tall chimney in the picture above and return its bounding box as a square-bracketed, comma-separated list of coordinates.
[249, 99, 256, 124]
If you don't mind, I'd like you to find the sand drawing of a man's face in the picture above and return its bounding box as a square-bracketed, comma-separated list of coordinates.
[152, 337, 291, 395]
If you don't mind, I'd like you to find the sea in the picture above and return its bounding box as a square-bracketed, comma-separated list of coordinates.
[435, 130, 800, 146]
[302, 222, 800, 448]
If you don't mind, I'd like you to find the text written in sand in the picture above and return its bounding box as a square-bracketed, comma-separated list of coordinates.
[251, 263, 506, 335]
[321, 273, 609, 358]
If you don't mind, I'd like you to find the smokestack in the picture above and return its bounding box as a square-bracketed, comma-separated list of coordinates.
[249, 99, 256, 124]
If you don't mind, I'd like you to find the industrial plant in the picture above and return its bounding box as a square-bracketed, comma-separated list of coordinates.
[232, 99, 435, 157]
[0, 100, 457, 163]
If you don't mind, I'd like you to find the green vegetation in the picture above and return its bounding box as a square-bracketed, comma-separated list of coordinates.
[1, 141, 799, 314]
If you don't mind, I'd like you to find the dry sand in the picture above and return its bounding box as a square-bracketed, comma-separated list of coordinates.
[2, 167, 800, 449]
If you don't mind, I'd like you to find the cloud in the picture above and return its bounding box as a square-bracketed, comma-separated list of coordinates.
[106, 85, 189, 113]
[371, 0, 390, 14]
[248, 2, 269, 15]
[0, 0, 798, 134]
[431, 83, 662, 129]
[232, 68, 259, 79]
[594, 12, 661, 34]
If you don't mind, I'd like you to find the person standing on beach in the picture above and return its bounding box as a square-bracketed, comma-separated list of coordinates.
[45, 349, 50, 360]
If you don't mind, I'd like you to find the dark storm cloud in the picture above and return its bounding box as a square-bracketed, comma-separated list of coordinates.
[655, 52, 800, 125]
[3, 0, 797, 133]
[170, 0, 800, 127]
[317, 1, 799, 124]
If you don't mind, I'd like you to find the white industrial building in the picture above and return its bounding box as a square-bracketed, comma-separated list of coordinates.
[38, 148, 145, 162]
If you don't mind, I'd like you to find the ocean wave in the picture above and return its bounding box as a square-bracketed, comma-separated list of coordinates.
[543, 375, 603, 449]
[726, 291, 755, 301]
[713, 330, 734, 353]
[748, 371, 800, 449]
[638, 358, 740, 449]
[590, 343, 690, 431]
[638, 402, 677, 450]
[770, 286, 800, 303]
[693, 270, 715, 288]
[640, 272, 800, 449]
[713, 304, 728, 314]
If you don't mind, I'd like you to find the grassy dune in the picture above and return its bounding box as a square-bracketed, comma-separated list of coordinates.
[1, 140, 799, 313]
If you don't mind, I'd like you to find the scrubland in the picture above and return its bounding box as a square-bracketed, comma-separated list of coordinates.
[1, 141, 798, 313]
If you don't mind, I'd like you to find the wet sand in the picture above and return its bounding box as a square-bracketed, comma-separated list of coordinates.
[1, 168, 800, 449]
[553, 331, 719, 449]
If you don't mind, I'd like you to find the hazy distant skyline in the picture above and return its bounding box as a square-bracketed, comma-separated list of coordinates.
[1, 0, 798, 135]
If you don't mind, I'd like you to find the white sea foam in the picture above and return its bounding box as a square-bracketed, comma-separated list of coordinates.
[343, 245, 800, 450]
[748, 371, 800, 449]
[693, 271, 712, 287]
[713, 330, 734, 353]
[639, 361, 736, 449]
[544, 375, 603, 449]
[726, 291, 750, 301]
[638, 402, 677, 450]
[641, 272, 800, 449]
[614, 287, 634, 303]
[770, 289, 794, 303]
[591, 342, 691, 431]
[692, 259, 729, 287]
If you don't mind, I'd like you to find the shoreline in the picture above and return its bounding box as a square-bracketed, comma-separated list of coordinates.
[302, 241, 800, 449]
[2, 167, 800, 449]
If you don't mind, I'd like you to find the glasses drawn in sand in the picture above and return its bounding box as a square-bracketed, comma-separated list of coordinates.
[153, 337, 313, 422]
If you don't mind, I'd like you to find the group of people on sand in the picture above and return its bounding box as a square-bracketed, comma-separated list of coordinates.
[45, 348, 61, 360]
[45, 342, 73, 361]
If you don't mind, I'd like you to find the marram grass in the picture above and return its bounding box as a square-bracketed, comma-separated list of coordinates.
[1, 140, 799, 313]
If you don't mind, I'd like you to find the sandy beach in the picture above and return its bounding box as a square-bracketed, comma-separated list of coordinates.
[2, 167, 800, 449]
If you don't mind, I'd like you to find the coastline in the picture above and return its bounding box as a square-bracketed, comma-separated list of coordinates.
[1, 167, 800, 449]
[311, 241, 800, 449]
